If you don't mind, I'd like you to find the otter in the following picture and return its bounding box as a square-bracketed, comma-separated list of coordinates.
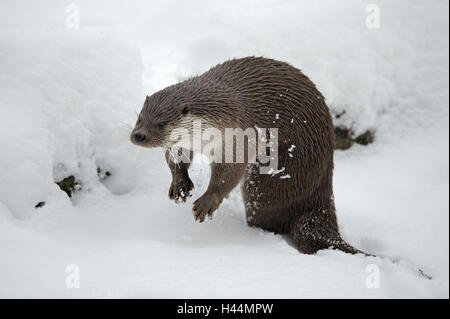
[131, 57, 364, 255]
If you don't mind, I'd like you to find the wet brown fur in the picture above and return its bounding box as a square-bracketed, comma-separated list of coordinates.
[132, 57, 365, 255]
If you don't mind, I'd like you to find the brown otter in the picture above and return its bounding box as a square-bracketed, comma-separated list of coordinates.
[131, 57, 364, 255]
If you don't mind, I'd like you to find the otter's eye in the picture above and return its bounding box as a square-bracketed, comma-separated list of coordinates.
[157, 122, 166, 129]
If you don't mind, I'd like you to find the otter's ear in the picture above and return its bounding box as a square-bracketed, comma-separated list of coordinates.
[178, 103, 190, 116]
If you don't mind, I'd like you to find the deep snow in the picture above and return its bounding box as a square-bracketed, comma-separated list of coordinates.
[0, 0, 448, 298]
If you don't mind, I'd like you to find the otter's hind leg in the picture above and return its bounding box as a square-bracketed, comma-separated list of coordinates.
[242, 165, 293, 234]
[290, 209, 363, 255]
[243, 165, 363, 254]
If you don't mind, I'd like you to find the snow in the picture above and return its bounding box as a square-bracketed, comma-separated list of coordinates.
[0, 0, 448, 298]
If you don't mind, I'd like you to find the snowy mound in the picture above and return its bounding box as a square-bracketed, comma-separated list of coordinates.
[0, 28, 151, 217]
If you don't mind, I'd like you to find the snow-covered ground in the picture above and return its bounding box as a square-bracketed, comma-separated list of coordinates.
[0, 0, 448, 298]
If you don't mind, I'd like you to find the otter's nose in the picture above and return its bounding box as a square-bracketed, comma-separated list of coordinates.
[133, 132, 148, 144]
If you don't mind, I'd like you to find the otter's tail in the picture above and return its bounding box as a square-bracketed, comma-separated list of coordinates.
[289, 211, 433, 280]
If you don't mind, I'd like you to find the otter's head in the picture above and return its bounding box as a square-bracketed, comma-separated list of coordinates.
[130, 93, 191, 148]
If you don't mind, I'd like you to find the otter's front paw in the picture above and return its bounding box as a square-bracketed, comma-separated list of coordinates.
[168, 177, 194, 203]
[193, 192, 222, 222]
